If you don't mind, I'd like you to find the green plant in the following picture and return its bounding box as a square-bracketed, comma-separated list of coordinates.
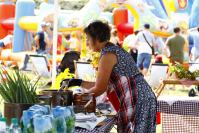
[53, 68, 75, 89]
[0, 69, 39, 103]
[169, 63, 199, 80]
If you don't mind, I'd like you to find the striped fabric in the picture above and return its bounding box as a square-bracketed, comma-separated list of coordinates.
[24, 31, 34, 51]
[101, 43, 157, 133]
[107, 74, 137, 132]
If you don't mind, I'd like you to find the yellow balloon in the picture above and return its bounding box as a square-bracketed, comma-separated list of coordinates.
[178, 21, 188, 30]
[152, 31, 172, 38]
[123, 3, 140, 30]
[162, 0, 177, 17]
[18, 16, 40, 31]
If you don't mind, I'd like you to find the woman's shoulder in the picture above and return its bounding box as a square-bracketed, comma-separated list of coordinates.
[102, 43, 121, 53]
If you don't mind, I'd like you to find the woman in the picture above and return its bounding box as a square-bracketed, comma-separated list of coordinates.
[67, 21, 157, 133]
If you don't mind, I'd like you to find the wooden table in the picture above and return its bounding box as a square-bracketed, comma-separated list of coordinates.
[155, 79, 199, 98]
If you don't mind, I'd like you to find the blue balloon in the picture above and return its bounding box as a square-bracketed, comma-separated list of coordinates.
[190, 0, 199, 28]
[13, 0, 35, 52]
[144, 0, 168, 19]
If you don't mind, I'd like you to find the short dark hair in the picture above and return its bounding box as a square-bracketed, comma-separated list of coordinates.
[197, 27, 199, 32]
[144, 24, 150, 29]
[160, 25, 164, 30]
[134, 30, 140, 35]
[173, 27, 181, 33]
[84, 20, 111, 43]
[58, 51, 80, 73]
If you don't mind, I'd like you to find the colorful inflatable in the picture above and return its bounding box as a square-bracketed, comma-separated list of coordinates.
[2, 0, 199, 52]
[13, 0, 35, 52]
[111, 0, 199, 39]
[18, 16, 40, 31]
[0, 2, 15, 38]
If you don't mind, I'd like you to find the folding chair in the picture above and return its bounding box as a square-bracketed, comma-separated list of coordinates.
[74, 61, 96, 82]
[29, 54, 51, 78]
[147, 63, 169, 89]
[20, 54, 50, 78]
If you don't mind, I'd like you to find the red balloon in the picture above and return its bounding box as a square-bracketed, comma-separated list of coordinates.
[1, 18, 15, 30]
[117, 23, 134, 34]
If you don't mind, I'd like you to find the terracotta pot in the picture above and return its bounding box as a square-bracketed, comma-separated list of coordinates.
[4, 102, 33, 125]
[40, 89, 73, 107]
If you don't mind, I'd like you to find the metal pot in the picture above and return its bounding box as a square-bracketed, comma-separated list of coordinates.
[40, 89, 73, 107]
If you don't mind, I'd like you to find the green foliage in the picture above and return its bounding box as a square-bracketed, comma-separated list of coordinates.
[170, 63, 199, 80]
[0, 69, 39, 104]
[34, 0, 89, 10]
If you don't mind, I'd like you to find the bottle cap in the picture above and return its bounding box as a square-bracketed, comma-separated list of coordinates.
[11, 118, 18, 124]
[0, 117, 6, 122]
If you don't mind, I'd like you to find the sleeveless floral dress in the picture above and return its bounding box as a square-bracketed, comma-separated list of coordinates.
[101, 43, 157, 133]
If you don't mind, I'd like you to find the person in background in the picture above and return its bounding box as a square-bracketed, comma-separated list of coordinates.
[189, 27, 199, 61]
[154, 55, 163, 64]
[154, 26, 166, 55]
[65, 21, 157, 133]
[62, 33, 71, 51]
[181, 29, 189, 62]
[0, 34, 13, 52]
[69, 31, 80, 52]
[110, 27, 120, 46]
[165, 27, 186, 64]
[34, 22, 50, 54]
[135, 24, 156, 76]
[122, 30, 140, 63]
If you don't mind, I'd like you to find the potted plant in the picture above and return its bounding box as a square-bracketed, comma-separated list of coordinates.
[169, 63, 199, 80]
[0, 68, 39, 124]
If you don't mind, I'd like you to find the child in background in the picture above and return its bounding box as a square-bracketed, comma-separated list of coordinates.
[0, 34, 13, 52]
[110, 28, 120, 46]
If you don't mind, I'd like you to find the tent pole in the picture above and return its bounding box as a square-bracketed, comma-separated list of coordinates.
[52, 0, 58, 86]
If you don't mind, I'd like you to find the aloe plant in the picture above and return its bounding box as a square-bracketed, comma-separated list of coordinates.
[0, 69, 39, 104]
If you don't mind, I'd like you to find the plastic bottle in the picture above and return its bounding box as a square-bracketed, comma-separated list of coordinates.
[52, 107, 67, 133]
[0, 112, 2, 118]
[0, 117, 7, 133]
[66, 107, 75, 133]
[10, 118, 20, 133]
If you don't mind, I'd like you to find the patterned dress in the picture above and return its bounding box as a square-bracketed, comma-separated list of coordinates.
[101, 43, 157, 133]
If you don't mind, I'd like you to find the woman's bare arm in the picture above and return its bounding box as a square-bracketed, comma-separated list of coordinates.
[86, 52, 117, 96]
[81, 81, 95, 89]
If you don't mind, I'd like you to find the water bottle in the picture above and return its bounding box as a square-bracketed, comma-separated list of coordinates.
[33, 115, 53, 133]
[10, 118, 20, 133]
[0, 112, 2, 118]
[0, 117, 7, 133]
[66, 106, 75, 133]
[52, 107, 67, 133]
